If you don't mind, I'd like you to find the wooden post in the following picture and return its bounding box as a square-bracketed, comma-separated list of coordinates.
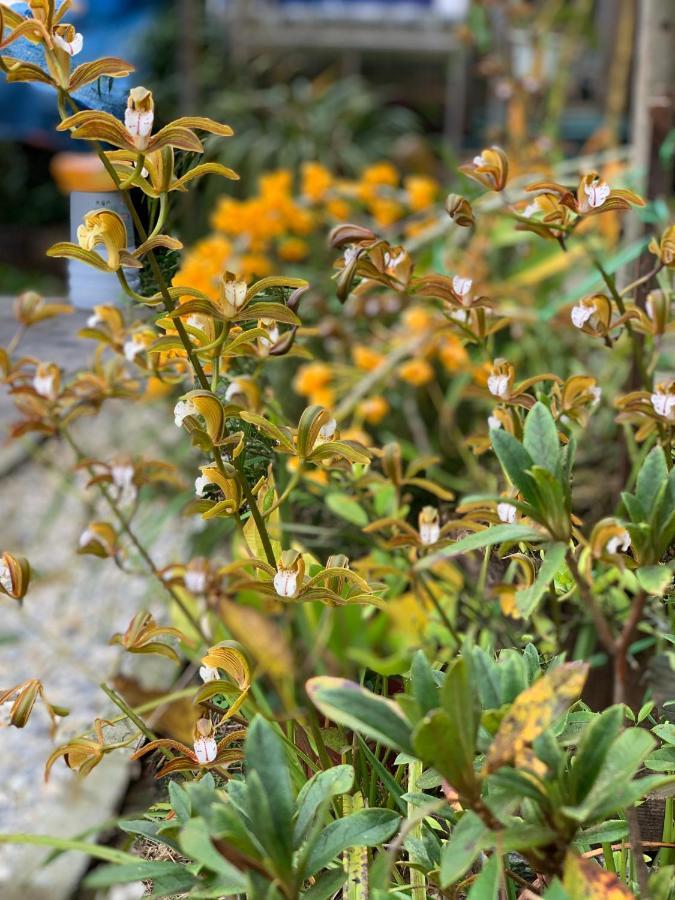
[630, 0, 674, 203]
[624, 0, 674, 382]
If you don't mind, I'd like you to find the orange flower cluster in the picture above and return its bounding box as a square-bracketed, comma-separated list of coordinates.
[173, 161, 441, 299]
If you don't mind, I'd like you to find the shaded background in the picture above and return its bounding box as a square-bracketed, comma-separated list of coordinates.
[1, 0, 671, 295]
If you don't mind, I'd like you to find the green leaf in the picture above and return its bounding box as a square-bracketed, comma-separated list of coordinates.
[413, 711, 478, 799]
[168, 781, 191, 824]
[84, 861, 189, 888]
[470, 647, 502, 710]
[561, 727, 656, 822]
[306, 677, 413, 754]
[416, 524, 544, 569]
[410, 650, 439, 716]
[653, 723, 675, 745]
[357, 736, 407, 813]
[440, 811, 491, 886]
[621, 490, 646, 524]
[644, 747, 675, 772]
[523, 402, 560, 474]
[636, 564, 674, 597]
[0, 832, 139, 865]
[245, 717, 295, 863]
[412, 659, 481, 797]
[516, 542, 567, 616]
[636, 446, 668, 513]
[294, 765, 354, 846]
[490, 428, 537, 501]
[304, 808, 400, 876]
[302, 867, 347, 899]
[246, 770, 293, 879]
[178, 818, 247, 889]
[467, 853, 500, 900]
[528, 466, 569, 536]
[573, 820, 628, 847]
[568, 706, 623, 805]
[325, 493, 369, 527]
[440, 658, 480, 781]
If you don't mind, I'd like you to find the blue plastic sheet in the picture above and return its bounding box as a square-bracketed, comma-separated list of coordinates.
[0, 0, 160, 144]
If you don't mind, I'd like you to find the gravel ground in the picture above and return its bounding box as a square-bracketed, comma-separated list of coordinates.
[1, 301, 193, 899]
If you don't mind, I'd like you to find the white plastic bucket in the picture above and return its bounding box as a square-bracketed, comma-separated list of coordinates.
[68, 191, 140, 309]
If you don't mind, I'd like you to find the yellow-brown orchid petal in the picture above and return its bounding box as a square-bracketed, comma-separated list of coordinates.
[69, 56, 134, 91]
[168, 116, 233, 137]
[147, 124, 204, 154]
[172, 161, 239, 190]
[2, 59, 54, 85]
[58, 109, 135, 150]
[0, 17, 51, 50]
[46, 242, 112, 272]
[134, 234, 183, 259]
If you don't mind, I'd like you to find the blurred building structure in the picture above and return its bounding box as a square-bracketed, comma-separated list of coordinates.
[221, 0, 470, 146]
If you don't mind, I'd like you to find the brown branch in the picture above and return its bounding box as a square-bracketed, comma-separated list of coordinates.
[565, 551, 616, 655]
[613, 590, 648, 706]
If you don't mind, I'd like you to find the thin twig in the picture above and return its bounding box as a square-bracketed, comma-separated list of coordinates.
[565, 551, 616, 655]
[62, 428, 208, 642]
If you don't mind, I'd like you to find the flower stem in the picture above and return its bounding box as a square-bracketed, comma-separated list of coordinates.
[59, 88, 277, 568]
[62, 428, 208, 642]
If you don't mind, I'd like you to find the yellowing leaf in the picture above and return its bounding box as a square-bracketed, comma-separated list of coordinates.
[484, 661, 588, 774]
[563, 852, 634, 899]
[219, 600, 293, 681]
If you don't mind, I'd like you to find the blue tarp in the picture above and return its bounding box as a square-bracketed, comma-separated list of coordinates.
[0, 0, 161, 145]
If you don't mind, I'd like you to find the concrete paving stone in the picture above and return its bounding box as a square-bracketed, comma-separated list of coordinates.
[1, 298, 196, 899]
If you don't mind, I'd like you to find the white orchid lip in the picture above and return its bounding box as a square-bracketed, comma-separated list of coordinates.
[343, 245, 359, 266]
[123, 336, 145, 361]
[605, 530, 631, 555]
[452, 275, 473, 298]
[124, 87, 155, 149]
[111, 464, 134, 489]
[570, 302, 596, 329]
[185, 569, 207, 594]
[488, 415, 502, 430]
[318, 418, 338, 443]
[54, 31, 83, 56]
[33, 371, 56, 399]
[199, 665, 220, 683]
[78, 529, 95, 549]
[0, 561, 12, 594]
[651, 392, 675, 420]
[522, 201, 540, 219]
[473, 154, 487, 167]
[419, 521, 441, 546]
[193, 736, 218, 764]
[194, 474, 211, 497]
[258, 321, 280, 351]
[487, 374, 509, 398]
[497, 502, 516, 524]
[174, 398, 197, 427]
[225, 381, 243, 402]
[274, 569, 299, 598]
[222, 279, 247, 317]
[584, 181, 611, 209]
